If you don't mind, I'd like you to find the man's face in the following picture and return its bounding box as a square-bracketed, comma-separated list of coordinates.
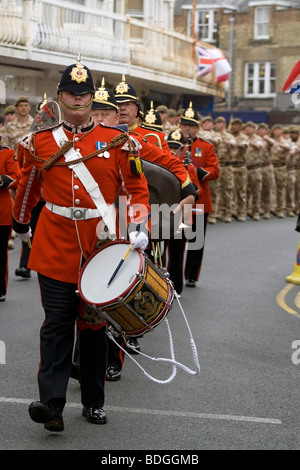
[17, 102, 31, 117]
[180, 122, 198, 140]
[290, 131, 299, 142]
[230, 122, 241, 134]
[245, 125, 255, 136]
[58, 91, 92, 124]
[273, 127, 283, 138]
[91, 109, 119, 126]
[214, 121, 225, 132]
[117, 101, 138, 125]
[202, 120, 213, 131]
[4, 112, 17, 123]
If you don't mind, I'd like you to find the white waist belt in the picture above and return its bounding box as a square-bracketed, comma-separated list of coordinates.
[45, 202, 100, 220]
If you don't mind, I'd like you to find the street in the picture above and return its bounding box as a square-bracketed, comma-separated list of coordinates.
[0, 214, 300, 451]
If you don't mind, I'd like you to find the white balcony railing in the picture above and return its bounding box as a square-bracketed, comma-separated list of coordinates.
[0, 0, 224, 97]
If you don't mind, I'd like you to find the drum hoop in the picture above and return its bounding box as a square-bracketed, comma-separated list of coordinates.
[78, 240, 144, 307]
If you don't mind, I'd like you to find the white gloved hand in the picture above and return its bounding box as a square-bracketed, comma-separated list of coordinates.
[16, 228, 32, 242]
[129, 231, 148, 251]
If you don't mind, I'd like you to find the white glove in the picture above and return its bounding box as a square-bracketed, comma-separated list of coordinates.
[129, 231, 148, 251]
[16, 228, 32, 242]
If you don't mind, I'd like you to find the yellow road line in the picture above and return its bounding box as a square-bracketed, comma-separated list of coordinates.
[296, 291, 300, 309]
[276, 284, 300, 318]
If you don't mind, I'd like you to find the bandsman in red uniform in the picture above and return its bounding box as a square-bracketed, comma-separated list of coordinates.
[113, 76, 197, 353]
[113, 75, 196, 203]
[12, 59, 150, 431]
[0, 139, 21, 301]
[167, 103, 219, 292]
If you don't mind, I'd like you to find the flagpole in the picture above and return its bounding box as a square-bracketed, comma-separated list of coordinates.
[192, 0, 197, 39]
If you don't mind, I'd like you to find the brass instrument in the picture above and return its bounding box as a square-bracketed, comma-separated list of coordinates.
[143, 133, 163, 149]
[184, 132, 192, 168]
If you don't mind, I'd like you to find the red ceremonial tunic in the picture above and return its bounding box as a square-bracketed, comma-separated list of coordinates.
[129, 125, 194, 193]
[13, 122, 150, 283]
[180, 138, 219, 213]
[0, 146, 21, 225]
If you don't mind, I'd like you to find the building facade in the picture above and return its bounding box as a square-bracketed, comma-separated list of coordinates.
[0, 0, 226, 115]
[175, 0, 300, 125]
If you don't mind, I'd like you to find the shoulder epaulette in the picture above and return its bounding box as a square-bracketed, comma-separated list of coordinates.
[198, 136, 213, 145]
[34, 122, 62, 135]
[98, 123, 126, 133]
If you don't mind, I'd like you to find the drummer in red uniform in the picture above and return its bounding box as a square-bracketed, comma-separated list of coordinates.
[0, 138, 21, 301]
[113, 76, 197, 353]
[167, 103, 219, 293]
[12, 59, 150, 432]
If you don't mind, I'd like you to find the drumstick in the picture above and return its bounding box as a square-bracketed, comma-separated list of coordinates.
[107, 213, 150, 287]
[27, 238, 32, 248]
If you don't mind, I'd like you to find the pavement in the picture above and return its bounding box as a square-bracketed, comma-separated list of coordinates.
[0, 214, 300, 452]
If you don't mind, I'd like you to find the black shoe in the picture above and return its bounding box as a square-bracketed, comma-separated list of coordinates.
[186, 279, 196, 287]
[70, 362, 80, 381]
[28, 401, 64, 432]
[125, 337, 141, 354]
[82, 406, 107, 424]
[15, 267, 31, 279]
[106, 365, 121, 382]
[0, 294, 6, 302]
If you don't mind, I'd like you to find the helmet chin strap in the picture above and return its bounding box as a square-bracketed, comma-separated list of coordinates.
[58, 92, 93, 111]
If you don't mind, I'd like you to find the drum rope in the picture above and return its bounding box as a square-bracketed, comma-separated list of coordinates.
[106, 290, 200, 384]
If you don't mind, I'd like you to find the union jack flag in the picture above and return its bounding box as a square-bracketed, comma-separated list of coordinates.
[195, 46, 213, 78]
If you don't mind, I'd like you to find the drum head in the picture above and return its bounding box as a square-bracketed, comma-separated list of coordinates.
[79, 242, 142, 306]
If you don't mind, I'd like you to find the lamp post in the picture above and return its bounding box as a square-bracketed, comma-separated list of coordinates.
[227, 15, 235, 111]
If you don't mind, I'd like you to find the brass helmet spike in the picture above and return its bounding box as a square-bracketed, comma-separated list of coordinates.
[101, 77, 105, 87]
[40, 93, 48, 108]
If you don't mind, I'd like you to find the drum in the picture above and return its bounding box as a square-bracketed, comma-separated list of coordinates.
[78, 241, 174, 337]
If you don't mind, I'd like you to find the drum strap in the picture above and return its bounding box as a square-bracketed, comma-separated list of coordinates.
[52, 126, 117, 239]
[106, 291, 200, 384]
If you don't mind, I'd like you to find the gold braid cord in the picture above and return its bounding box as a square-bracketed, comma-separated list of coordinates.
[29, 132, 133, 179]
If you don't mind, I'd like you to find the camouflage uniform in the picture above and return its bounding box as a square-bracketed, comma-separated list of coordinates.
[230, 131, 249, 221]
[2, 115, 34, 156]
[287, 126, 300, 216]
[198, 123, 221, 223]
[295, 141, 300, 214]
[270, 135, 291, 217]
[215, 121, 235, 222]
[245, 133, 263, 220]
[260, 137, 275, 219]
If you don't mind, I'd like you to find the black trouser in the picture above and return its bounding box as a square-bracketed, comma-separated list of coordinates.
[167, 213, 208, 291]
[38, 274, 108, 409]
[184, 212, 208, 282]
[0, 225, 11, 296]
[19, 201, 45, 269]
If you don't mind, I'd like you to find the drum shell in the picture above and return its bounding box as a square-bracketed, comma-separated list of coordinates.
[78, 241, 174, 337]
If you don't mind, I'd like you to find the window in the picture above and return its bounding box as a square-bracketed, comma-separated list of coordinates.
[197, 10, 218, 42]
[245, 62, 276, 97]
[188, 9, 218, 43]
[254, 6, 269, 39]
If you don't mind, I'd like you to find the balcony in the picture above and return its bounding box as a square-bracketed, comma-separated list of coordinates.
[0, 0, 225, 106]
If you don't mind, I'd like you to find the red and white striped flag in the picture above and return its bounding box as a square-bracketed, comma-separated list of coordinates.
[209, 48, 232, 83]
